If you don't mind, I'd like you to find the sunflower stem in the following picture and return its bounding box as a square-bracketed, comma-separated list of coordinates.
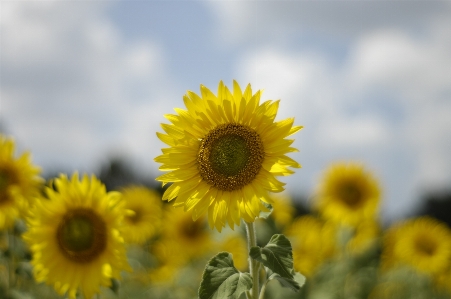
[245, 221, 260, 299]
[258, 280, 269, 299]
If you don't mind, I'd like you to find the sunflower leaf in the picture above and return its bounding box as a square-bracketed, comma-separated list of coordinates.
[267, 270, 305, 291]
[199, 252, 252, 299]
[249, 234, 295, 280]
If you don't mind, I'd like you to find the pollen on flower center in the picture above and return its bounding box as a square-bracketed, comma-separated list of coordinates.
[197, 123, 264, 191]
[57, 208, 107, 263]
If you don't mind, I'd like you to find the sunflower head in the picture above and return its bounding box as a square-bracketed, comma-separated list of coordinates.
[121, 186, 163, 245]
[0, 134, 43, 229]
[155, 81, 302, 231]
[23, 173, 130, 299]
[284, 215, 336, 277]
[381, 216, 451, 276]
[314, 162, 381, 226]
[160, 207, 213, 259]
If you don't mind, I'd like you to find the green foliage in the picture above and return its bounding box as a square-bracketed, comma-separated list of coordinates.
[267, 271, 305, 292]
[250, 234, 303, 292]
[198, 252, 252, 299]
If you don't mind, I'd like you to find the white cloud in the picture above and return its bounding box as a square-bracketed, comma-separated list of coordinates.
[231, 8, 451, 220]
[1, 1, 175, 176]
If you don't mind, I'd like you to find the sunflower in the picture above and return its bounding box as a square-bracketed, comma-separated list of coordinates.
[148, 208, 212, 283]
[23, 173, 131, 299]
[285, 215, 336, 277]
[217, 234, 248, 271]
[314, 162, 381, 226]
[154, 81, 302, 231]
[121, 186, 163, 245]
[0, 135, 42, 230]
[346, 220, 380, 255]
[269, 192, 296, 228]
[381, 216, 451, 276]
[160, 206, 213, 259]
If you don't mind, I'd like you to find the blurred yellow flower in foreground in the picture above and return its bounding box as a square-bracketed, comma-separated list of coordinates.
[154, 80, 302, 231]
[23, 174, 130, 299]
[285, 215, 336, 277]
[382, 216, 451, 277]
[121, 186, 163, 245]
[314, 162, 381, 226]
[0, 134, 42, 229]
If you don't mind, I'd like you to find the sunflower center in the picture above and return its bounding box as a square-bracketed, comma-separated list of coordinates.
[126, 208, 142, 224]
[181, 219, 204, 239]
[57, 208, 107, 263]
[198, 123, 264, 191]
[414, 234, 437, 256]
[339, 182, 363, 208]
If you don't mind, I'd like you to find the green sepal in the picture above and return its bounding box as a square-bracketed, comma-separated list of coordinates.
[259, 202, 273, 219]
[199, 252, 253, 299]
[249, 234, 295, 279]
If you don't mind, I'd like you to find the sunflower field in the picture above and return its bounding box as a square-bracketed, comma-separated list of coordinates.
[1, 82, 451, 299]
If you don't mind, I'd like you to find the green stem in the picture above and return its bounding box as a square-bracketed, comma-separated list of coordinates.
[258, 280, 268, 299]
[245, 221, 259, 299]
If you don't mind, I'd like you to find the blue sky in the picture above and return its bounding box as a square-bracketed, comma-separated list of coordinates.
[1, 0, 451, 223]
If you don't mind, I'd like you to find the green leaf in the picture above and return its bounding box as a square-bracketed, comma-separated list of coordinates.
[199, 252, 253, 299]
[249, 234, 294, 279]
[268, 271, 306, 291]
[259, 202, 273, 219]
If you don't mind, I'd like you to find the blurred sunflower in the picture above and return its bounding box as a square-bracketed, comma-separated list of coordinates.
[121, 186, 162, 245]
[314, 162, 381, 226]
[149, 208, 213, 283]
[285, 215, 336, 277]
[23, 173, 131, 299]
[347, 221, 380, 254]
[154, 80, 302, 231]
[0, 135, 42, 229]
[217, 234, 248, 271]
[148, 238, 188, 284]
[269, 192, 296, 228]
[382, 216, 451, 276]
[161, 207, 213, 259]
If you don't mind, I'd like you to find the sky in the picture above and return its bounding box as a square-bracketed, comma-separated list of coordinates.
[1, 0, 451, 224]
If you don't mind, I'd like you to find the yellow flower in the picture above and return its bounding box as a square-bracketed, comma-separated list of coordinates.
[347, 221, 380, 254]
[269, 192, 296, 228]
[217, 234, 248, 272]
[149, 207, 214, 282]
[0, 135, 42, 229]
[23, 173, 131, 299]
[285, 215, 336, 277]
[314, 162, 381, 226]
[381, 216, 451, 276]
[161, 206, 213, 259]
[154, 81, 302, 231]
[148, 238, 187, 284]
[121, 186, 163, 245]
